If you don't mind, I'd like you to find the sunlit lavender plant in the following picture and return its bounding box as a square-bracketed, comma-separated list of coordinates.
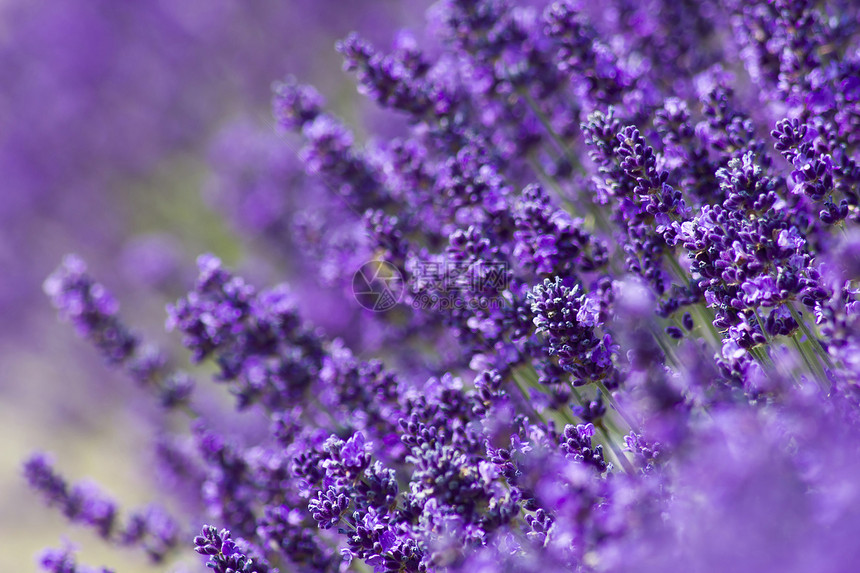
[24, 0, 860, 572]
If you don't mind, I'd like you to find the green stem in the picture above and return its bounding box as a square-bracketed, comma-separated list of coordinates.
[528, 156, 567, 198]
[560, 407, 578, 426]
[594, 379, 637, 432]
[753, 309, 771, 345]
[649, 323, 682, 372]
[788, 302, 835, 371]
[511, 369, 546, 423]
[749, 345, 774, 372]
[665, 251, 690, 284]
[664, 254, 725, 350]
[690, 303, 723, 350]
[515, 363, 541, 386]
[790, 335, 822, 389]
[519, 89, 584, 175]
[595, 420, 635, 475]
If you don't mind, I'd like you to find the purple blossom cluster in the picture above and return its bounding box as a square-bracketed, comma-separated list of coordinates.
[23, 454, 179, 563]
[21, 0, 860, 572]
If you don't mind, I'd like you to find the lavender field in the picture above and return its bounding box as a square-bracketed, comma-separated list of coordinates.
[5, 0, 860, 572]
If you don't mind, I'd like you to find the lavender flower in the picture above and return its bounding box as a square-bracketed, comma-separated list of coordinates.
[44, 255, 194, 408]
[18, 1, 860, 573]
[24, 454, 179, 562]
[194, 526, 270, 573]
[530, 277, 616, 385]
[39, 546, 113, 573]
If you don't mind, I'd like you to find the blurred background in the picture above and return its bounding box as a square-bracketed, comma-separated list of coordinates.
[0, 1, 431, 570]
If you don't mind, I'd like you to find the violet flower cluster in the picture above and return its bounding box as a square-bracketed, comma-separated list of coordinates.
[23, 0, 860, 572]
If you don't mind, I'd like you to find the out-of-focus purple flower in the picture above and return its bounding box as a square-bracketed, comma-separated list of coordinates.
[39, 545, 113, 573]
[119, 234, 184, 291]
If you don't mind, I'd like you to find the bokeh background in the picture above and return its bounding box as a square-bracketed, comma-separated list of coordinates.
[0, 1, 431, 570]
